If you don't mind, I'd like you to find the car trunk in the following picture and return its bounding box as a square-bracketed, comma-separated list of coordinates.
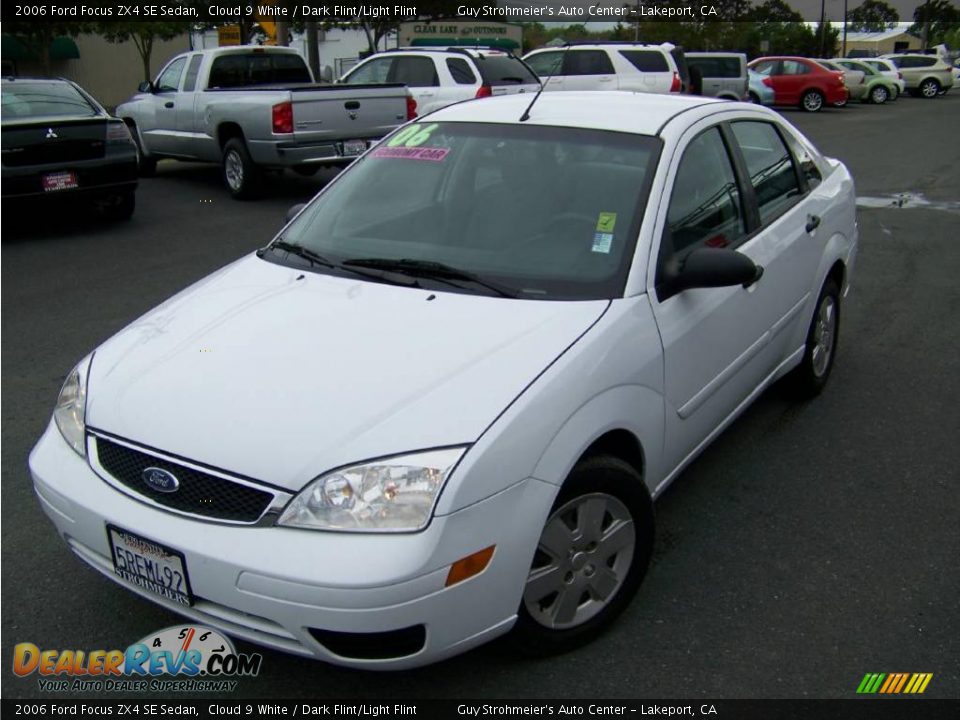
[1, 117, 107, 168]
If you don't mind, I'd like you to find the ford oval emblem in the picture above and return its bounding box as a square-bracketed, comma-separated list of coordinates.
[142, 467, 180, 493]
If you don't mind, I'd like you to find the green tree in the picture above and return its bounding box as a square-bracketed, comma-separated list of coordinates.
[96, 22, 187, 81]
[847, 0, 900, 31]
[909, 0, 960, 45]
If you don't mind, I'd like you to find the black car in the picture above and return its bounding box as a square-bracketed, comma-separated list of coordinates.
[2, 77, 138, 219]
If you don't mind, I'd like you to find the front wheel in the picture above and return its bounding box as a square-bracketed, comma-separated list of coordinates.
[222, 137, 262, 199]
[787, 278, 841, 398]
[801, 90, 824, 112]
[511, 455, 654, 656]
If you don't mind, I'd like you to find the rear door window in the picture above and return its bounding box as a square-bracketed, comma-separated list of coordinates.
[564, 50, 615, 76]
[731, 121, 802, 224]
[782, 60, 811, 75]
[619, 51, 669, 73]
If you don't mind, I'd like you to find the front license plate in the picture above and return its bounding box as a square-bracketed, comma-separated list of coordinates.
[342, 139, 367, 157]
[42, 171, 78, 192]
[107, 525, 193, 606]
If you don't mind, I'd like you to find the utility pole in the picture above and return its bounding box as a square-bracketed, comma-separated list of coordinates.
[635, 0, 640, 42]
[920, 0, 932, 49]
[306, 22, 320, 80]
[842, 0, 848, 57]
[819, 0, 827, 57]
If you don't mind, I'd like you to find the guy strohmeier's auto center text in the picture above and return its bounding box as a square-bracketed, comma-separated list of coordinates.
[10, 2, 722, 20]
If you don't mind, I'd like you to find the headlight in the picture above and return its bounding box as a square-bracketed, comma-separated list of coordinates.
[277, 447, 467, 532]
[54, 356, 92, 457]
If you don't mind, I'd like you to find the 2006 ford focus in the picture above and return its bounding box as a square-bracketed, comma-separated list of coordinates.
[30, 92, 857, 669]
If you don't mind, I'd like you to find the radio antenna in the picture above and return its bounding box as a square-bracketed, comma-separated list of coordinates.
[520, 44, 570, 122]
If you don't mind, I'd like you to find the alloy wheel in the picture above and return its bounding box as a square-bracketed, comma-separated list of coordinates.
[803, 92, 823, 112]
[523, 493, 636, 630]
[811, 295, 837, 378]
[224, 150, 244, 191]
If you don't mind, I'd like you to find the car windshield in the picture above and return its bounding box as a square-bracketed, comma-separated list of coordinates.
[1, 81, 97, 119]
[274, 122, 660, 300]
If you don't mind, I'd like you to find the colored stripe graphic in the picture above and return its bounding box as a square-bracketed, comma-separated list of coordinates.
[857, 673, 932, 694]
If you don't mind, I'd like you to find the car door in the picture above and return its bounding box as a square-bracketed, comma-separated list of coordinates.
[561, 50, 616, 91]
[648, 121, 777, 471]
[173, 53, 204, 159]
[778, 59, 812, 105]
[142, 55, 188, 155]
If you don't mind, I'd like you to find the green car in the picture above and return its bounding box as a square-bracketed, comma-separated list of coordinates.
[833, 59, 900, 104]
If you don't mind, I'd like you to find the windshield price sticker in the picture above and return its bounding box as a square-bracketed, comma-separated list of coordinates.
[387, 123, 440, 148]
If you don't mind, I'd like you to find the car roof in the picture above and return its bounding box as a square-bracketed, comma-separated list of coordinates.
[377, 47, 513, 59]
[526, 43, 675, 54]
[425, 91, 724, 136]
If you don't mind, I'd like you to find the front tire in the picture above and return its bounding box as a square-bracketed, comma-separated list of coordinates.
[787, 278, 841, 398]
[511, 455, 654, 656]
[801, 90, 824, 112]
[222, 137, 262, 199]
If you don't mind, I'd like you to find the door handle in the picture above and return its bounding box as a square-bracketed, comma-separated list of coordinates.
[805, 214, 821, 233]
[164, 101, 175, 109]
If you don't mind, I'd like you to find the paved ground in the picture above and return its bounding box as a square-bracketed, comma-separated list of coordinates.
[2, 93, 958, 700]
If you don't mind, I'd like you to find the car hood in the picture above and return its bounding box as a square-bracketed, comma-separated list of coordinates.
[87, 255, 608, 492]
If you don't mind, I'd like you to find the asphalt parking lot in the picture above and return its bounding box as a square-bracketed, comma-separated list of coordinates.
[2, 93, 958, 700]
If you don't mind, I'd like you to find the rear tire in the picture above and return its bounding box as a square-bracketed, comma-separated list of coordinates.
[510, 455, 654, 656]
[222, 137, 262, 200]
[801, 90, 824, 112]
[787, 278, 841, 398]
[919, 78, 940, 98]
[870, 85, 889, 104]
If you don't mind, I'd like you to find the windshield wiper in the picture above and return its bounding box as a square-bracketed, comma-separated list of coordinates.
[260, 239, 336, 268]
[342, 258, 518, 298]
[259, 240, 419, 288]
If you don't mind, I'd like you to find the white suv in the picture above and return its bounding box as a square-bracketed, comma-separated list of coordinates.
[522, 42, 688, 95]
[340, 47, 540, 115]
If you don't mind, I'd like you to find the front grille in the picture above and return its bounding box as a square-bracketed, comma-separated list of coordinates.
[95, 438, 274, 523]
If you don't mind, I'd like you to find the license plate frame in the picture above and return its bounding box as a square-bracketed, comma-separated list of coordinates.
[106, 525, 194, 606]
[42, 170, 78, 192]
[342, 139, 367, 157]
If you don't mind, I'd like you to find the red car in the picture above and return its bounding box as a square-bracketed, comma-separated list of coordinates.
[747, 56, 848, 112]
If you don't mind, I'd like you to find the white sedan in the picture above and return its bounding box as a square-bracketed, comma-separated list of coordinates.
[30, 91, 857, 669]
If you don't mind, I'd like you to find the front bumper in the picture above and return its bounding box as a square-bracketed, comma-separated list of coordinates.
[29, 423, 554, 669]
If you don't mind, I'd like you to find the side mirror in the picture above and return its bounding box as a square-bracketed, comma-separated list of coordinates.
[285, 203, 306, 224]
[662, 247, 763, 299]
[138, 81, 154, 94]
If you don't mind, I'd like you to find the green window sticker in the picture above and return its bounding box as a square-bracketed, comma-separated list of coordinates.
[596, 212, 617, 233]
[386, 123, 440, 148]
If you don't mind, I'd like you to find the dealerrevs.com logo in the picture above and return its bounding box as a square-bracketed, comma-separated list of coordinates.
[13, 625, 262, 693]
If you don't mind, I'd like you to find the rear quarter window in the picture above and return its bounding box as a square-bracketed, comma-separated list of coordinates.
[446, 58, 477, 85]
[476, 56, 539, 86]
[619, 51, 669, 73]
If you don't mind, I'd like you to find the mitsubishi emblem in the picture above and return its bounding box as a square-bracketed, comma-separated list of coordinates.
[45, 128, 58, 139]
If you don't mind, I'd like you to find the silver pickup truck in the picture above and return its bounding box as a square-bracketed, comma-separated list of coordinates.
[117, 46, 414, 198]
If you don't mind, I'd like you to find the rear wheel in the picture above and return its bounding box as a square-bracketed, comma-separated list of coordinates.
[222, 137, 262, 199]
[919, 78, 940, 98]
[801, 90, 824, 112]
[787, 278, 841, 398]
[870, 85, 889, 104]
[511, 455, 654, 656]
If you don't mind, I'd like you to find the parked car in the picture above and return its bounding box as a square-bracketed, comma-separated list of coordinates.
[857, 57, 905, 98]
[523, 42, 689, 95]
[30, 91, 858, 669]
[881, 53, 955, 97]
[817, 59, 865, 105]
[953, 58, 960, 87]
[116, 46, 415, 199]
[831, 59, 899, 104]
[685, 52, 748, 100]
[340, 47, 540, 116]
[1, 77, 138, 219]
[747, 56, 848, 112]
[747, 69, 776, 105]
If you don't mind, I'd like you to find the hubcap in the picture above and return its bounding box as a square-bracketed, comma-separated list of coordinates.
[524, 493, 635, 630]
[225, 150, 244, 191]
[922, 81, 937, 98]
[811, 296, 837, 378]
[804, 93, 822, 111]
[872, 87, 887, 103]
